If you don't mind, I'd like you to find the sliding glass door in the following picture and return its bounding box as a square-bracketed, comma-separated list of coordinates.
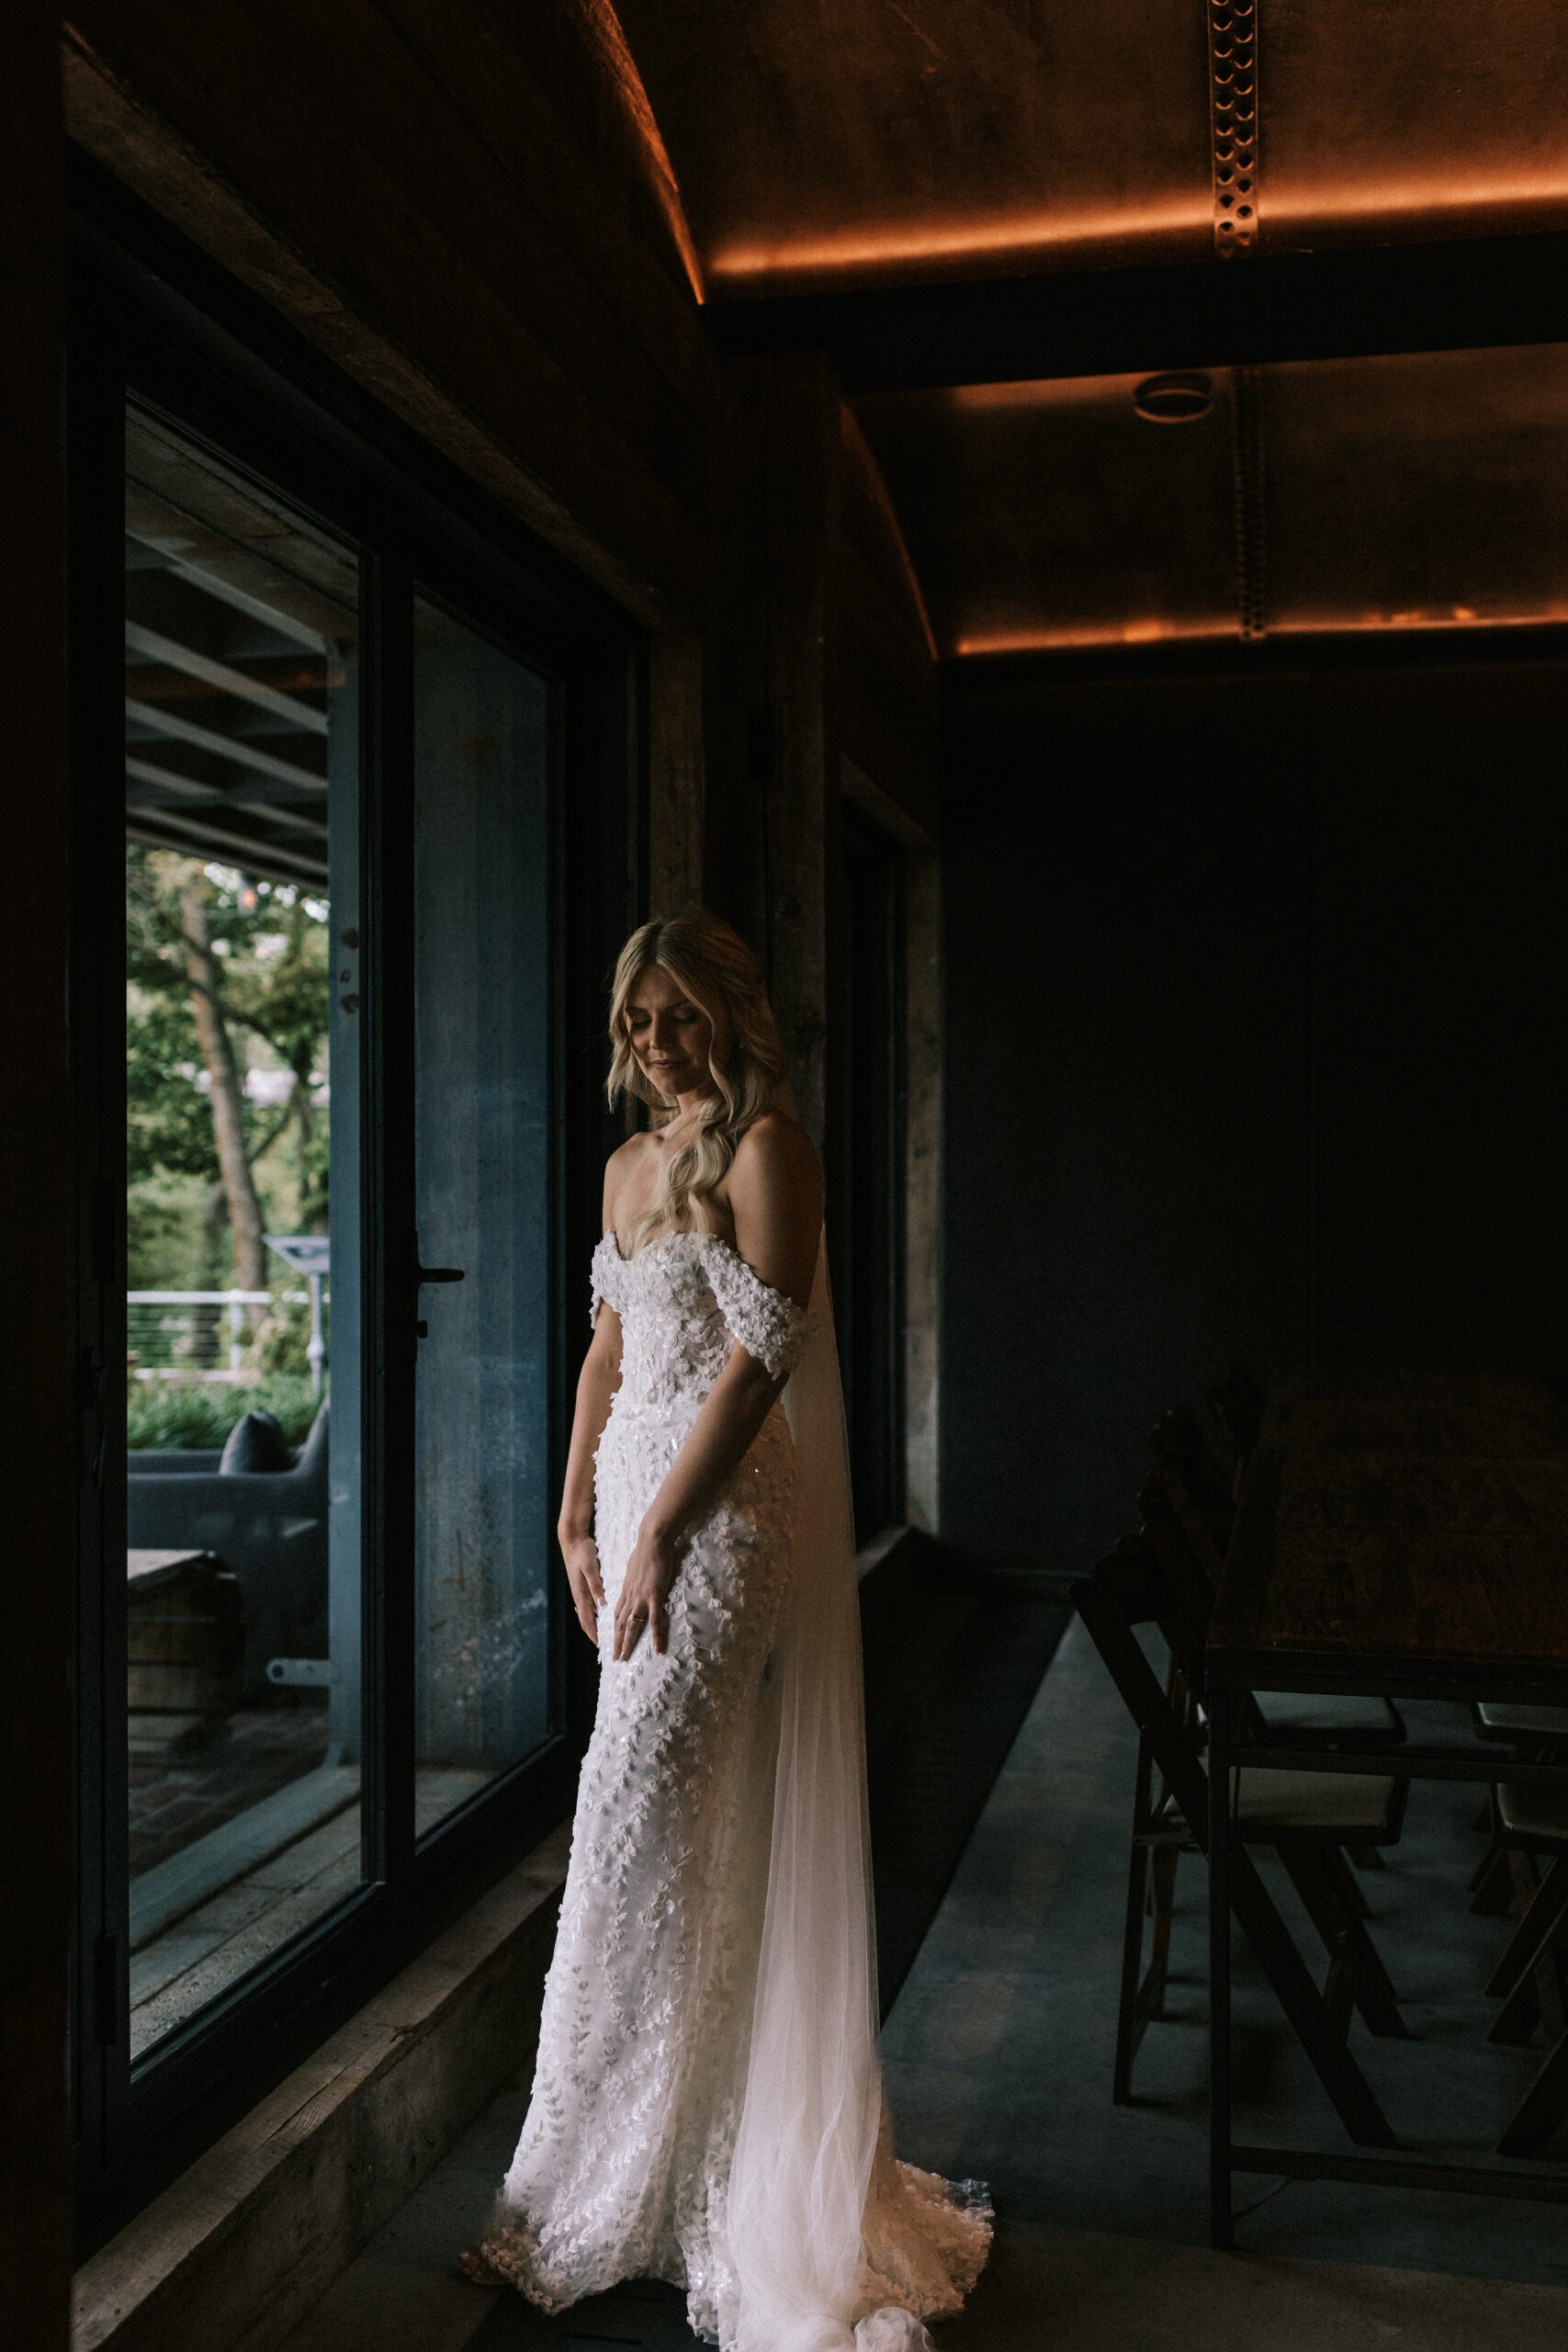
[122, 413, 366, 2062]
[70, 191, 630, 2220]
[412, 597, 556, 1841]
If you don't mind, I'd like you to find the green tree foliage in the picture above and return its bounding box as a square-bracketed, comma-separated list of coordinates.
[126, 847, 332, 1242]
[126, 982, 217, 1182]
[127, 1374, 321, 1452]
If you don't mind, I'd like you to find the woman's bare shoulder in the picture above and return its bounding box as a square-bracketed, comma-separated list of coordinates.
[722, 1114, 821, 1303]
[734, 1109, 817, 1170]
[603, 1131, 659, 1220]
[728, 1113, 821, 1209]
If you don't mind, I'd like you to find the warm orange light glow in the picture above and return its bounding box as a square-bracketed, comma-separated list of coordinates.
[1271, 606, 1568, 636]
[707, 203, 1208, 289]
[707, 175, 1568, 294]
[953, 620, 1235, 656]
[946, 374, 1150, 413]
[953, 607, 1568, 656]
[576, 0, 706, 305]
[840, 407, 939, 663]
[1266, 175, 1568, 235]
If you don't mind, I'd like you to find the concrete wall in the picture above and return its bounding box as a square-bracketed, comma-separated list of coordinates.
[939, 653, 1568, 1582]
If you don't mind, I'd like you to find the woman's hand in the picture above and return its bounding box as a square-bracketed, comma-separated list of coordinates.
[559, 1529, 606, 1646]
[613, 1521, 680, 1660]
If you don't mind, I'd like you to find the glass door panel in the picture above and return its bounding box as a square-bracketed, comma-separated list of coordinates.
[123, 411, 365, 2056]
[413, 596, 554, 1840]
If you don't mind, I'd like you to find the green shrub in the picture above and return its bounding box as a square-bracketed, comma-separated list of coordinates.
[127, 1374, 323, 1452]
[255, 1293, 324, 1383]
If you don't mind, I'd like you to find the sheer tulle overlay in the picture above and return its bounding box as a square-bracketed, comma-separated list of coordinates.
[470, 1230, 990, 2347]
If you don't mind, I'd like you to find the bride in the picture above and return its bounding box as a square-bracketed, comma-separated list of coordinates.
[461, 910, 990, 2351]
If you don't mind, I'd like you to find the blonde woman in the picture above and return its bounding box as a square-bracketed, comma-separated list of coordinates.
[462, 911, 989, 2352]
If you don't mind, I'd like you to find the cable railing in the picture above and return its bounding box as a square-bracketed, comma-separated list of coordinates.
[130, 1237, 330, 1389]
[128, 1290, 324, 1382]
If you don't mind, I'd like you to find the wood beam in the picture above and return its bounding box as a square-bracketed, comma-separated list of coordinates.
[707, 230, 1568, 392]
[63, 13, 713, 628]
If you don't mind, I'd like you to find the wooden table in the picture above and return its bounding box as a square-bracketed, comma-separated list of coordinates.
[1206, 1372, 1568, 2245]
[127, 1547, 243, 1757]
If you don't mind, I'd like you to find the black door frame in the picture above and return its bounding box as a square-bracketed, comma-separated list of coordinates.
[69, 158, 637, 2237]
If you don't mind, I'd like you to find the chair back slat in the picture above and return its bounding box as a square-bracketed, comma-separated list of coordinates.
[1072, 1566, 1214, 1847]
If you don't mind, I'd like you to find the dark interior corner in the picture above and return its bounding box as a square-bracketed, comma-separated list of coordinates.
[940, 654, 1568, 1583]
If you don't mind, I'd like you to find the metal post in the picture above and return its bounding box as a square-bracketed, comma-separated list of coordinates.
[1210, 1680, 1235, 2249]
[307, 1271, 325, 1395]
[228, 1290, 243, 1374]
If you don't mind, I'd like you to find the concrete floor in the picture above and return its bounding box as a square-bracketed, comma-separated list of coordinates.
[276, 1616, 1568, 2352]
[878, 1617, 1568, 2287]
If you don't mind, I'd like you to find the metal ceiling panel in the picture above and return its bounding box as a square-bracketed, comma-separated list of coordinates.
[615, 0, 1568, 297]
[856, 345, 1568, 654]
[1259, 1, 1568, 253]
[854, 374, 1239, 655]
[1265, 345, 1568, 634]
[613, 0, 1213, 293]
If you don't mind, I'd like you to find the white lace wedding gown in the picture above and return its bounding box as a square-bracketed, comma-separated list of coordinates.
[472, 1229, 991, 2348]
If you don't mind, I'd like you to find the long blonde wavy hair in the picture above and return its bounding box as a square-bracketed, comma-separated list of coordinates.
[608, 910, 789, 1253]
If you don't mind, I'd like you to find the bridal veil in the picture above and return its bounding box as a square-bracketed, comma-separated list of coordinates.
[726, 1240, 948, 2352]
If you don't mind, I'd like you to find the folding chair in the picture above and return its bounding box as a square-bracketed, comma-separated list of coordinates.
[1074, 1545, 1406, 2139]
[1482, 1780, 1568, 2045]
[1146, 1406, 1235, 1559]
[1469, 1703, 1568, 1922]
[1138, 1479, 1406, 1756]
[1207, 1362, 1265, 1487]
[1473, 1765, 1568, 2159]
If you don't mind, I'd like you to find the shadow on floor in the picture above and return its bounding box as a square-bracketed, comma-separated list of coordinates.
[466, 2275, 696, 2349]
[870, 1596, 1071, 2015]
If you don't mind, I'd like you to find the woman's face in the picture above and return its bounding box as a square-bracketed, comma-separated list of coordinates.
[625, 966, 720, 1102]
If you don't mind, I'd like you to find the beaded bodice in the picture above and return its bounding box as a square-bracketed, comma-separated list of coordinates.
[591, 1230, 809, 1424]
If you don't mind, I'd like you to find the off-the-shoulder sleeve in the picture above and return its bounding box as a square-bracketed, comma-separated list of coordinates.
[705, 1242, 810, 1380]
[590, 1232, 624, 1325]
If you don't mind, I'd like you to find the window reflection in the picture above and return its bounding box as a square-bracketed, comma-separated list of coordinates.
[412, 596, 554, 1838]
[123, 413, 364, 2056]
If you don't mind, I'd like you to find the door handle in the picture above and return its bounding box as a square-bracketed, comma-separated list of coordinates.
[412, 1235, 464, 1342]
[412, 1230, 466, 1287]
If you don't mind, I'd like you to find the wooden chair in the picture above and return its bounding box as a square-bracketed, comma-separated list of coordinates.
[1146, 1407, 1235, 1558]
[1481, 1781, 1568, 2041]
[1207, 1363, 1265, 1487]
[1478, 1777, 1568, 2159]
[1075, 1542, 1408, 2126]
[1468, 1704, 1568, 1921]
[1139, 1476, 1406, 1756]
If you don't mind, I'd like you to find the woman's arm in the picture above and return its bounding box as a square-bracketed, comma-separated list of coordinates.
[612, 1117, 821, 1661]
[558, 1301, 621, 1644]
[558, 1154, 629, 1645]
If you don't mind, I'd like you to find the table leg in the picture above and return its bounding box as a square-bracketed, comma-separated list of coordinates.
[1210, 1683, 1235, 2250]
